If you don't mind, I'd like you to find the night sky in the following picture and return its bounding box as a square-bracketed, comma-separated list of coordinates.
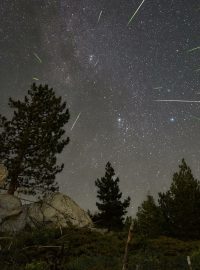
[1, 0, 200, 214]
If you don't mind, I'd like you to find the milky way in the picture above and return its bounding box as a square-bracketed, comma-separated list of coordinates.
[0, 0, 200, 214]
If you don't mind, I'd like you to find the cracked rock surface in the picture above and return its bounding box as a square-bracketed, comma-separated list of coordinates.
[0, 193, 92, 232]
[27, 193, 92, 228]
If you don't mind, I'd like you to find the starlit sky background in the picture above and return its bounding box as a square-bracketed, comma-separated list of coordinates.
[0, 0, 200, 214]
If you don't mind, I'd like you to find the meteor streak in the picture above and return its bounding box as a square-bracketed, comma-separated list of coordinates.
[188, 46, 200, 53]
[94, 60, 99, 67]
[153, 86, 163, 90]
[191, 115, 200, 121]
[127, 0, 145, 26]
[98, 10, 103, 23]
[33, 52, 42, 63]
[33, 77, 39, 81]
[71, 112, 81, 131]
[154, 99, 200, 103]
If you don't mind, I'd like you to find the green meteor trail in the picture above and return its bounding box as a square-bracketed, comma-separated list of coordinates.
[190, 115, 200, 121]
[188, 46, 200, 53]
[127, 0, 146, 26]
[33, 52, 42, 63]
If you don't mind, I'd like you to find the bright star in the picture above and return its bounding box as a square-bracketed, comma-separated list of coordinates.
[117, 117, 122, 122]
[170, 117, 175, 122]
[89, 54, 94, 62]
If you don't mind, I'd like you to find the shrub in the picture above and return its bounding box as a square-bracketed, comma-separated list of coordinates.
[25, 261, 48, 270]
[191, 249, 200, 270]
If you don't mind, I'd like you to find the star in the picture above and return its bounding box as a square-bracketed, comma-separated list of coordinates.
[170, 117, 175, 123]
[117, 117, 122, 123]
[89, 54, 94, 62]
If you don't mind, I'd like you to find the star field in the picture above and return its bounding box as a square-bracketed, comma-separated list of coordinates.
[0, 0, 200, 214]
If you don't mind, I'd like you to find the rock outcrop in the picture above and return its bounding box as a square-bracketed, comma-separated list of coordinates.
[0, 192, 92, 232]
[27, 193, 92, 228]
[0, 194, 27, 232]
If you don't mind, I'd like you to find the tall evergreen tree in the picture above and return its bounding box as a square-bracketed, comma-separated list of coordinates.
[134, 195, 162, 238]
[158, 159, 200, 239]
[0, 83, 70, 196]
[95, 162, 130, 230]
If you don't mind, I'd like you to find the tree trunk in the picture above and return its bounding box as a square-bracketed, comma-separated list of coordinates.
[7, 177, 18, 195]
[122, 221, 134, 270]
[7, 160, 22, 195]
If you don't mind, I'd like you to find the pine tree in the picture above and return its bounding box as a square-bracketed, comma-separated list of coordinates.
[134, 195, 162, 238]
[95, 162, 130, 230]
[0, 83, 70, 196]
[158, 159, 200, 239]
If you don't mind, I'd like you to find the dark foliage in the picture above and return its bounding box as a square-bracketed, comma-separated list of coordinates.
[134, 159, 200, 240]
[0, 83, 70, 196]
[134, 195, 163, 238]
[95, 162, 130, 230]
[158, 159, 200, 239]
[0, 227, 200, 270]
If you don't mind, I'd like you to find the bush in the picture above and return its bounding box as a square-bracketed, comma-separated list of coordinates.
[25, 261, 48, 270]
[67, 256, 121, 270]
[191, 250, 200, 269]
[0, 227, 200, 269]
